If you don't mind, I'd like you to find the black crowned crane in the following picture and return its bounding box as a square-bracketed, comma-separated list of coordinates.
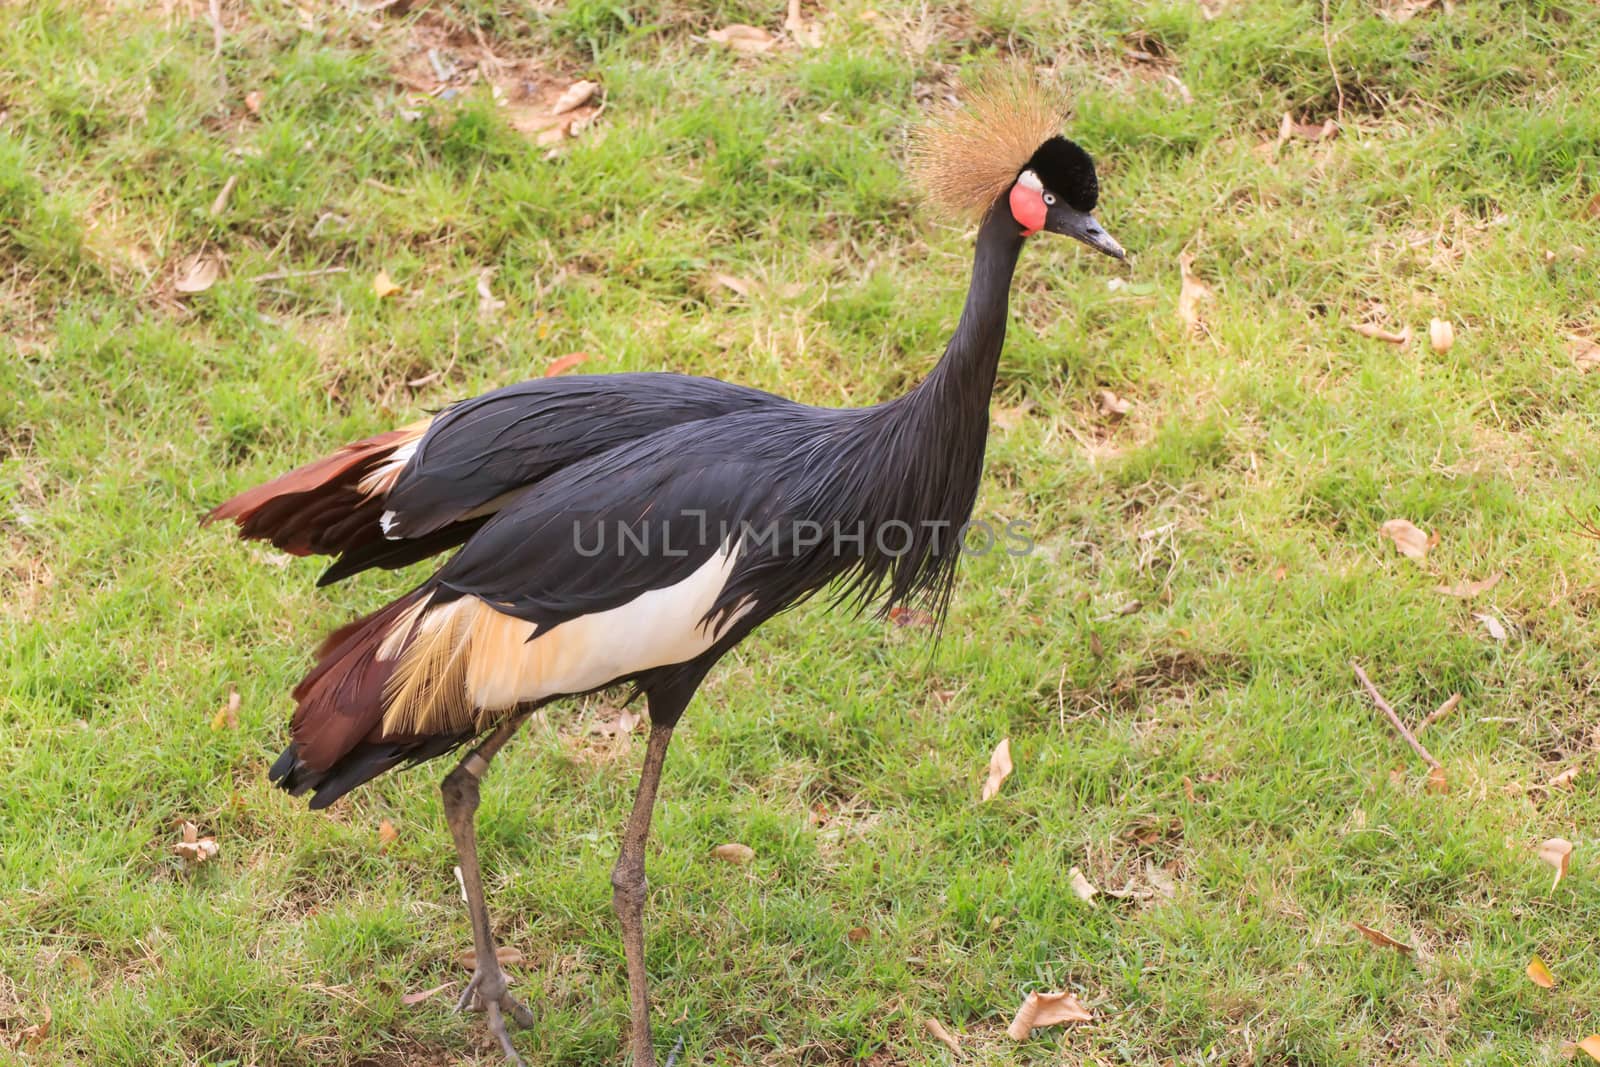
[207, 77, 1125, 1066]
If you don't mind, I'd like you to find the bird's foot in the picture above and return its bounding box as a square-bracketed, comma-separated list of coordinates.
[455, 964, 537, 1064]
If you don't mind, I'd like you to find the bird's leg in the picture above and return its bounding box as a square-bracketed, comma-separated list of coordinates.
[612, 721, 675, 1067]
[439, 711, 536, 1064]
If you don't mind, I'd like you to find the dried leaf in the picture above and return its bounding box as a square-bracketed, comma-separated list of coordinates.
[1473, 612, 1508, 641]
[846, 926, 869, 943]
[922, 1016, 962, 1055]
[175, 252, 220, 294]
[1176, 252, 1212, 336]
[1098, 389, 1132, 416]
[476, 269, 506, 318]
[550, 79, 599, 115]
[173, 821, 219, 864]
[712, 842, 754, 864]
[1550, 766, 1581, 790]
[458, 945, 522, 971]
[1419, 692, 1460, 730]
[1426, 765, 1449, 794]
[1586, 191, 1600, 220]
[889, 606, 934, 627]
[1352, 322, 1412, 345]
[711, 272, 756, 297]
[210, 687, 240, 731]
[19, 1003, 50, 1049]
[544, 351, 591, 377]
[1277, 112, 1338, 144]
[373, 269, 402, 299]
[1379, 519, 1430, 561]
[708, 24, 776, 53]
[1144, 860, 1177, 899]
[1006, 989, 1091, 1040]
[1538, 837, 1572, 890]
[1526, 955, 1556, 989]
[243, 89, 263, 114]
[980, 738, 1013, 802]
[1182, 775, 1198, 802]
[1569, 334, 1600, 372]
[1068, 866, 1099, 902]
[992, 403, 1032, 431]
[1429, 318, 1455, 353]
[1351, 921, 1414, 954]
[1578, 1036, 1600, 1062]
[591, 707, 641, 737]
[1381, 0, 1438, 21]
[378, 819, 399, 848]
[1434, 572, 1502, 598]
[785, 0, 822, 47]
[401, 981, 454, 1006]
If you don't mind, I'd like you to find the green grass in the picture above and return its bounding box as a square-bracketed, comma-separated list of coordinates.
[4, 0, 1600, 1062]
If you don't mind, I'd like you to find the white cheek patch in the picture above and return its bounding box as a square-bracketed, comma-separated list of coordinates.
[1016, 169, 1044, 192]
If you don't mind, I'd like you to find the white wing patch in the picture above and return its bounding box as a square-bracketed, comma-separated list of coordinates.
[380, 542, 753, 734]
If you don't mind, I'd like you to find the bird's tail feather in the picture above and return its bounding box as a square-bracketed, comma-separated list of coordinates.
[204, 421, 427, 556]
[270, 583, 474, 807]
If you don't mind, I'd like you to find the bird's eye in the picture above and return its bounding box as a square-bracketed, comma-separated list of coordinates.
[1043, 193, 1057, 206]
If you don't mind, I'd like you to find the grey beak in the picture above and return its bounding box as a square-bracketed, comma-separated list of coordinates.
[1075, 214, 1126, 260]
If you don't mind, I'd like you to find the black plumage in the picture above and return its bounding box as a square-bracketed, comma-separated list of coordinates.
[209, 86, 1124, 1066]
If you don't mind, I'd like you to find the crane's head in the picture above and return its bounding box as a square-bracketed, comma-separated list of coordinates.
[912, 72, 1125, 260]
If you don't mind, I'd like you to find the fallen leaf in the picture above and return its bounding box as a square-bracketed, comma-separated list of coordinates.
[544, 351, 591, 377]
[992, 403, 1032, 431]
[1586, 191, 1600, 220]
[591, 707, 641, 737]
[1277, 112, 1339, 144]
[1419, 692, 1460, 730]
[373, 269, 402, 299]
[922, 1016, 962, 1055]
[243, 89, 263, 114]
[1351, 921, 1414, 954]
[401, 981, 455, 1006]
[980, 738, 1013, 802]
[1434, 572, 1502, 598]
[1473, 612, 1508, 641]
[1578, 1036, 1600, 1062]
[458, 945, 523, 971]
[1570, 334, 1600, 372]
[1429, 318, 1455, 353]
[1379, 518, 1430, 561]
[711, 272, 756, 297]
[1144, 861, 1177, 899]
[1176, 252, 1212, 336]
[378, 819, 399, 848]
[1526, 955, 1556, 989]
[174, 252, 220, 294]
[785, 0, 823, 47]
[1006, 989, 1091, 1040]
[708, 24, 776, 54]
[476, 269, 506, 318]
[550, 79, 599, 115]
[1381, 0, 1438, 21]
[210, 687, 240, 731]
[1098, 389, 1132, 416]
[1068, 866, 1099, 902]
[712, 842, 754, 864]
[846, 926, 869, 943]
[1182, 775, 1198, 802]
[1550, 766, 1581, 790]
[1352, 322, 1412, 345]
[173, 821, 219, 865]
[1538, 837, 1572, 890]
[19, 1003, 50, 1049]
[889, 605, 935, 628]
[1426, 764, 1449, 794]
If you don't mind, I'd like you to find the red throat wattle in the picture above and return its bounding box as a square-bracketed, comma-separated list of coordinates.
[1009, 182, 1046, 237]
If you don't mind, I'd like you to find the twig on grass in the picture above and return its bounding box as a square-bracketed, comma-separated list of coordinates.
[1351, 661, 1440, 769]
[249, 265, 347, 283]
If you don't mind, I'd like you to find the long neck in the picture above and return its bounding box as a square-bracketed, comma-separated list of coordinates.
[916, 200, 1026, 406]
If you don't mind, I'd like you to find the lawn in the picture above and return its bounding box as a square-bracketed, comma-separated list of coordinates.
[3, 0, 1599, 1063]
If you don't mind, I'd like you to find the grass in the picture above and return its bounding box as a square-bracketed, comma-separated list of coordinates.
[3, 0, 1600, 1062]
